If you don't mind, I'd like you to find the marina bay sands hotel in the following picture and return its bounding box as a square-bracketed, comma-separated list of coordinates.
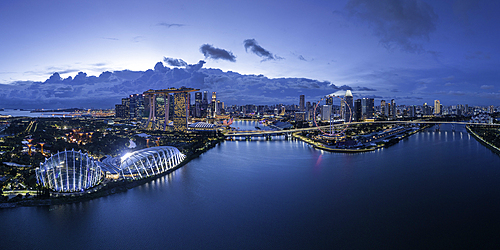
[115, 87, 200, 132]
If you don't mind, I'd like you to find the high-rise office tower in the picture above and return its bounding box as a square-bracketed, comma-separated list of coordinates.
[391, 99, 396, 119]
[343, 90, 353, 122]
[434, 100, 441, 115]
[299, 95, 305, 112]
[195, 92, 202, 105]
[194, 92, 202, 118]
[211, 92, 217, 117]
[129, 94, 144, 119]
[354, 99, 362, 122]
[203, 91, 208, 105]
[381, 100, 386, 117]
[322, 105, 332, 121]
[361, 98, 374, 120]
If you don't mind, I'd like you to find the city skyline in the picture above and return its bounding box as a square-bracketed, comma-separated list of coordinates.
[1, 0, 499, 108]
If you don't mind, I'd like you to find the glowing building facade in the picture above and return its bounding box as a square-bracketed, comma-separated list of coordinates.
[35, 150, 103, 192]
[173, 92, 189, 132]
[143, 87, 198, 131]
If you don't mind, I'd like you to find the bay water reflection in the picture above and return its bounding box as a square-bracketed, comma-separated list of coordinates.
[1, 124, 500, 249]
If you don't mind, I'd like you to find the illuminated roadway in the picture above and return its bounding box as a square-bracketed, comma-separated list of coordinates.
[224, 120, 500, 137]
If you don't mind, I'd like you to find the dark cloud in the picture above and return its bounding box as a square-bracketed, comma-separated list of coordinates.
[357, 86, 377, 91]
[45, 73, 62, 84]
[200, 44, 236, 62]
[92, 63, 107, 67]
[186, 60, 206, 72]
[346, 0, 438, 53]
[157, 22, 185, 28]
[298, 55, 307, 61]
[102, 37, 119, 41]
[244, 39, 282, 61]
[0, 60, 360, 108]
[163, 57, 188, 67]
[465, 51, 491, 60]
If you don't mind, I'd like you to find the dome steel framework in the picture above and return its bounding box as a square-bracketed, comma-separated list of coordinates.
[120, 146, 185, 180]
[36, 149, 103, 192]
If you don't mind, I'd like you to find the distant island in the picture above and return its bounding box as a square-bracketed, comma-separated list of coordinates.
[31, 108, 85, 113]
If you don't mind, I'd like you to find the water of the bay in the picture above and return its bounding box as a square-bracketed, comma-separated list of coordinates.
[1, 124, 500, 249]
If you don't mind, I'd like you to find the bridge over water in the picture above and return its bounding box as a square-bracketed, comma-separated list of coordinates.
[224, 120, 499, 139]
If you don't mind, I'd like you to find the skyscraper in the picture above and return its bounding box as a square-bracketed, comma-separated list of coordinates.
[354, 99, 362, 122]
[211, 92, 217, 117]
[391, 99, 396, 119]
[343, 90, 353, 122]
[144, 87, 198, 131]
[322, 105, 332, 121]
[434, 100, 441, 115]
[299, 95, 305, 112]
[361, 98, 374, 120]
[173, 92, 189, 132]
[381, 100, 387, 117]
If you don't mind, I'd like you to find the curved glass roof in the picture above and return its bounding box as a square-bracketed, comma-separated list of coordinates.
[35, 149, 103, 192]
[119, 146, 185, 180]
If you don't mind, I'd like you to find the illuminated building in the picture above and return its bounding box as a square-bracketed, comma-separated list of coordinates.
[391, 99, 396, 119]
[194, 92, 202, 117]
[173, 91, 190, 132]
[322, 105, 332, 121]
[299, 95, 305, 111]
[35, 149, 103, 192]
[119, 146, 185, 180]
[326, 96, 333, 105]
[343, 90, 353, 122]
[361, 98, 374, 120]
[210, 91, 217, 117]
[434, 100, 441, 115]
[115, 104, 128, 118]
[295, 111, 306, 121]
[129, 94, 145, 119]
[143, 87, 199, 131]
[381, 100, 387, 117]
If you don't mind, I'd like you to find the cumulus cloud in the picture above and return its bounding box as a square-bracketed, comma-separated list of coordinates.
[45, 73, 62, 84]
[0, 60, 360, 108]
[200, 44, 236, 62]
[163, 57, 188, 67]
[480, 85, 494, 90]
[244, 39, 282, 61]
[157, 22, 185, 28]
[346, 0, 438, 53]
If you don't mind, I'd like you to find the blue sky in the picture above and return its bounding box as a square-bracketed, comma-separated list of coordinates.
[0, 0, 499, 108]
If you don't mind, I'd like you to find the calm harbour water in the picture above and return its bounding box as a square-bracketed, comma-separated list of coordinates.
[1, 123, 500, 249]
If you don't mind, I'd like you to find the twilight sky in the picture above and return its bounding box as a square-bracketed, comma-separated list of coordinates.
[0, 0, 499, 109]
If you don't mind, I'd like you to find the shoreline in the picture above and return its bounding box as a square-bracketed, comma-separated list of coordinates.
[0, 137, 224, 209]
[466, 126, 500, 156]
[293, 125, 429, 153]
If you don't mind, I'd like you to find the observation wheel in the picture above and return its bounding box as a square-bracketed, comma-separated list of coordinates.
[313, 95, 352, 136]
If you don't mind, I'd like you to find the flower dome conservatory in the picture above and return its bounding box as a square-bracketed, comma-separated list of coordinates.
[35, 149, 103, 192]
[120, 146, 185, 180]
